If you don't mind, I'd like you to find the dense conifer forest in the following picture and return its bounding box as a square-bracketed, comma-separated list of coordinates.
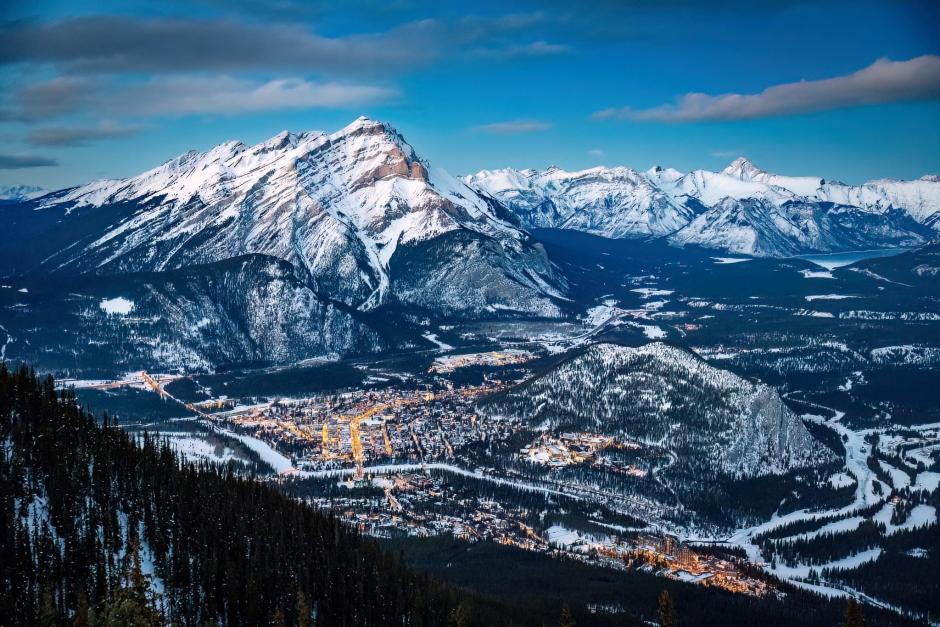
[0, 364, 493, 626]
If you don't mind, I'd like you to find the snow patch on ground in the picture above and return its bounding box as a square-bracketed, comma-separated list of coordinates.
[800, 269, 835, 279]
[878, 461, 911, 490]
[640, 324, 667, 339]
[829, 472, 854, 489]
[209, 424, 293, 474]
[422, 332, 453, 351]
[805, 294, 858, 301]
[914, 471, 940, 494]
[631, 287, 674, 298]
[100, 297, 135, 315]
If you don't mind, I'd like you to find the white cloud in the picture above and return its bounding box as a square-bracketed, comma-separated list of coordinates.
[587, 148, 605, 157]
[121, 77, 397, 116]
[594, 55, 940, 122]
[5, 76, 396, 119]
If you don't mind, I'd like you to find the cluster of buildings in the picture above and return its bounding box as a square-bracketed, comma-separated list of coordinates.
[161, 370, 770, 600]
[428, 349, 534, 373]
[521, 432, 648, 477]
[521, 432, 615, 467]
[215, 382, 516, 473]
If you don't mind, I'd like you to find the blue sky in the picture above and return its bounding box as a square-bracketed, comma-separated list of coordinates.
[1, 0, 938, 190]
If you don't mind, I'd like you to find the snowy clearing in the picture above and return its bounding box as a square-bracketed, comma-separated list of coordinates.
[100, 297, 135, 315]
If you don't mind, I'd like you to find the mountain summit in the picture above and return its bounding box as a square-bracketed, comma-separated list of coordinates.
[9, 118, 566, 317]
[721, 157, 765, 180]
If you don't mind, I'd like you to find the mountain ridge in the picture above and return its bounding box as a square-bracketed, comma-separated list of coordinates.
[467, 157, 938, 256]
[5, 117, 567, 318]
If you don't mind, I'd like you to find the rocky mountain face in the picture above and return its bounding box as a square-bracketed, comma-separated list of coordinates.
[0, 255, 398, 372]
[0, 118, 570, 371]
[481, 342, 831, 479]
[467, 158, 938, 257]
[9, 117, 565, 317]
[466, 166, 693, 238]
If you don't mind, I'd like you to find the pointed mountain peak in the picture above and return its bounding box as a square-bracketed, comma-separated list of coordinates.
[334, 115, 390, 137]
[257, 130, 298, 151]
[722, 157, 764, 179]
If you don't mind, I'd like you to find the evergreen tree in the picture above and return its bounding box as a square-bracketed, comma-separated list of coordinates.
[38, 589, 57, 627]
[841, 598, 865, 627]
[657, 590, 675, 627]
[295, 589, 311, 627]
[449, 601, 472, 627]
[73, 592, 91, 627]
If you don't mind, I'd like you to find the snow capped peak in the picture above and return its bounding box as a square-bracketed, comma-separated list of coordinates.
[469, 156, 937, 257]
[722, 157, 764, 180]
[467, 164, 694, 238]
[920, 174, 940, 183]
[29, 116, 563, 316]
[0, 184, 45, 201]
[334, 115, 388, 138]
[645, 165, 683, 184]
[257, 130, 298, 151]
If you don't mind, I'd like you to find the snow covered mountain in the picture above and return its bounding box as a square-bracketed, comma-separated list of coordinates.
[671, 197, 927, 257]
[9, 118, 565, 317]
[0, 255, 397, 372]
[482, 342, 831, 479]
[466, 166, 692, 238]
[467, 158, 937, 257]
[0, 184, 44, 202]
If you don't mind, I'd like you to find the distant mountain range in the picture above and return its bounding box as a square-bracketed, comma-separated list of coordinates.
[0, 184, 44, 202]
[467, 158, 939, 257]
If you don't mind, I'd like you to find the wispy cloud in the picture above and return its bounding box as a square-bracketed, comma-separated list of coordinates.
[2, 76, 396, 120]
[0, 154, 58, 169]
[476, 120, 552, 134]
[471, 40, 569, 59]
[710, 150, 742, 158]
[594, 55, 940, 122]
[587, 148, 605, 157]
[0, 14, 551, 123]
[28, 122, 143, 147]
[0, 15, 554, 77]
[0, 17, 434, 76]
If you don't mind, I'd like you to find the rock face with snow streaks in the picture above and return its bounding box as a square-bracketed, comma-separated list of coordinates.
[14, 117, 565, 317]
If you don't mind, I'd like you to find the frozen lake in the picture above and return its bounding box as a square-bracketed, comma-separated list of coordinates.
[795, 247, 910, 271]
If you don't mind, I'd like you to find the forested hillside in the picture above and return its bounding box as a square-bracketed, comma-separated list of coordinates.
[0, 364, 487, 626]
